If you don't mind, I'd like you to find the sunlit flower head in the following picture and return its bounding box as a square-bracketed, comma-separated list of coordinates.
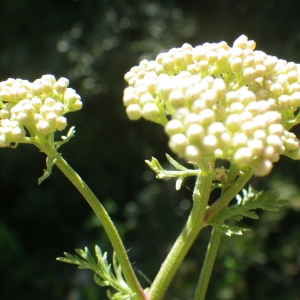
[0, 75, 82, 147]
[123, 35, 300, 176]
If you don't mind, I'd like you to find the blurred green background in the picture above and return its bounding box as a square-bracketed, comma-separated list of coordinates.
[1, 0, 300, 299]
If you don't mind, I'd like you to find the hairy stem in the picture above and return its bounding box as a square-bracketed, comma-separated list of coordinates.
[205, 169, 253, 223]
[148, 160, 213, 300]
[38, 141, 146, 300]
[194, 168, 253, 300]
[193, 228, 222, 300]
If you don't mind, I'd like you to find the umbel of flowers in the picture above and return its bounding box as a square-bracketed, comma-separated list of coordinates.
[0, 75, 82, 146]
[123, 35, 300, 176]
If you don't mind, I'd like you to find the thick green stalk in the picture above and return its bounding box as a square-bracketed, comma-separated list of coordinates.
[193, 168, 253, 300]
[193, 228, 222, 300]
[148, 160, 213, 300]
[205, 169, 254, 223]
[38, 141, 146, 300]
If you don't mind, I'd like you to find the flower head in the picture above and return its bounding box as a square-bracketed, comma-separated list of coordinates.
[123, 35, 300, 176]
[0, 75, 82, 147]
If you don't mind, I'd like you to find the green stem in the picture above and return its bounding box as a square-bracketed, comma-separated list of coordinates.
[193, 168, 253, 300]
[205, 169, 254, 223]
[148, 160, 213, 300]
[38, 141, 146, 300]
[193, 228, 222, 300]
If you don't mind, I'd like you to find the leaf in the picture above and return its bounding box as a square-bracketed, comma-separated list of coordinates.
[212, 221, 251, 236]
[175, 176, 184, 190]
[57, 246, 134, 299]
[208, 186, 289, 236]
[165, 154, 187, 171]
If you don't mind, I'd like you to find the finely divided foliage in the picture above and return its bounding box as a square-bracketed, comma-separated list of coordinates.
[123, 35, 300, 176]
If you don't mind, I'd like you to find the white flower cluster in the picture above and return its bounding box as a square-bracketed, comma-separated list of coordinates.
[0, 75, 82, 147]
[123, 35, 300, 176]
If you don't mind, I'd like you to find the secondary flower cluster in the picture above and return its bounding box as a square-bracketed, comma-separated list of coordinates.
[123, 35, 300, 176]
[0, 75, 82, 147]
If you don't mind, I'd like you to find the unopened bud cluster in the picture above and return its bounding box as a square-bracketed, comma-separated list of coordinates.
[123, 35, 300, 176]
[0, 75, 82, 147]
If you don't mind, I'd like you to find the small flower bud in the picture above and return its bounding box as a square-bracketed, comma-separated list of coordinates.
[42, 75, 56, 84]
[12, 127, 24, 140]
[254, 64, 266, 77]
[31, 97, 43, 111]
[243, 55, 254, 68]
[242, 67, 255, 82]
[52, 102, 65, 116]
[165, 120, 184, 136]
[41, 80, 53, 95]
[169, 90, 185, 108]
[253, 129, 267, 141]
[288, 83, 300, 94]
[241, 121, 255, 136]
[142, 103, 159, 121]
[70, 99, 83, 111]
[140, 93, 156, 106]
[123, 92, 139, 107]
[264, 146, 276, 160]
[231, 57, 243, 73]
[290, 92, 300, 108]
[183, 113, 200, 128]
[225, 114, 240, 132]
[46, 112, 58, 127]
[233, 147, 253, 166]
[266, 135, 283, 152]
[230, 102, 244, 114]
[207, 122, 226, 137]
[186, 124, 205, 144]
[202, 135, 218, 153]
[233, 133, 248, 148]
[285, 138, 300, 151]
[124, 71, 136, 82]
[248, 139, 264, 157]
[185, 145, 202, 162]
[233, 35, 248, 49]
[0, 134, 8, 147]
[207, 50, 217, 64]
[226, 91, 240, 105]
[162, 57, 175, 73]
[198, 60, 209, 73]
[126, 104, 142, 120]
[169, 133, 188, 156]
[277, 95, 290, 110]
[44, 97, 56, 106]
[201, 90, 218, 107]
[54, 78, 69, 93]
[252, 159, 273, 177]
[56, 116, 67, 131]
[268, 124, 284, 136]
[193, 46, 206, 61]
[36, 120, 51, 135]
[198, 109, 216, 127]
[191, 99, 207, 114]
[270, 83, 284, 96]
